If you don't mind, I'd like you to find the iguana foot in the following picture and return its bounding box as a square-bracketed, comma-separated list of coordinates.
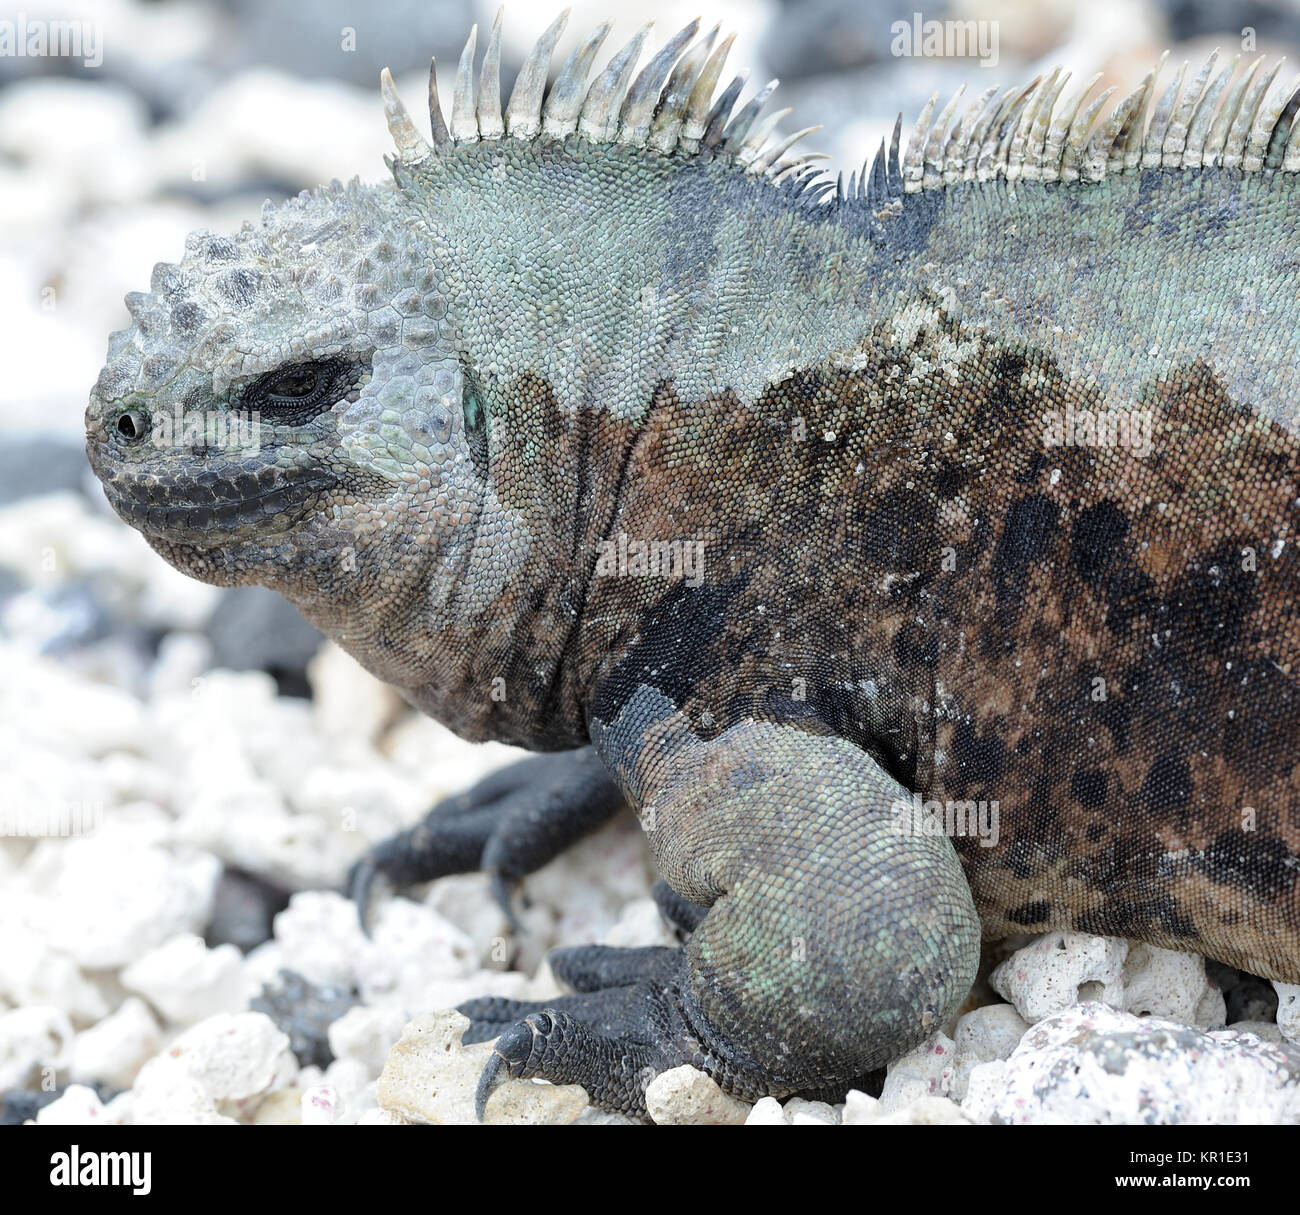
[458, 944, 682, 1039]
[468, 965, 768, 1118]
[497, 710, 982, 1116]
[346, 747, 623, 932]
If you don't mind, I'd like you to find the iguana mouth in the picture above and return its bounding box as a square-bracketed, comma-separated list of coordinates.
[97, 464, 341, 543]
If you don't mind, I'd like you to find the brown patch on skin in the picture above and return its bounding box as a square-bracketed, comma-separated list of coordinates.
[584, 315, 1300, 984]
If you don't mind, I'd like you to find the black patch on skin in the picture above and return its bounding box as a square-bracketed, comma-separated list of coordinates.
[893, 620, 938, 669]
[1094, 698, 1132, 754]
[1195, 830, 1298, 901]
[1018, 450, 1051, 486]
[1072, 500, 1129, 584]
[1070, 769, 1108, 808]
[1001, 836, 1066, 881]
[592, 576, 742, 731]
[934, 463, 968, 498]
[860, 486, 932, 573]
[1140, 753, 1195, 821]
[1162, 541, 1260, 652]
[1076, 840, 1138, 896]
[1222, 657, 1300, 783]
[950, 719, 1007, 787]
[1102, 562, 1157, 636]
[1076, 895, 1199, 940]
[1008, 899, 1050, 925]
[991, 494, 1059, 601]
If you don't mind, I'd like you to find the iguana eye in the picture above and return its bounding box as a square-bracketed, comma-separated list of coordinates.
[241, 358, 360, 420]
[266, 367, 321, 401]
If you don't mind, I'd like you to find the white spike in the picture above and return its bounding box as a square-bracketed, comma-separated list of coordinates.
[736, 105, 790, 166]
[944, 86, 998, 182]
[750, 125, 821, 174]
[1007, 71, 1057, 182]
[1062, 84, 1114, 181]
[977, 80, 1038, 183]
[1163, 50, 1217, 165]
[1285, 87, 1300, 168]
[427, 57, 450, 147]
[579, 23, 651, 142]
[1246, 67, 1298, 169]
[506, 9, 570, 139]
[380, 68, 432, 162]
[650, 27, 719, 154]
[924, 84, 965, 188]
[964, 86, 1014, 180]
[1185, 54, 1239, 166]
[902, 93, 937, 191]
[451, 24, 478, 141]
[681, 33, 734, 149]
[1143, 59, 1185, 166]
[1226, 58, 1281, 168]
[544, 20, 612, 137]
[477, 8, 505, 140]
[620, 20, 700, 147]
[1024, 70, 1070, 180]
[1204, 56, 1263, 166]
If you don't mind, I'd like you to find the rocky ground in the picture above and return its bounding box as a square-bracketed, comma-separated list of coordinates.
[4, 0, 1300, 1125]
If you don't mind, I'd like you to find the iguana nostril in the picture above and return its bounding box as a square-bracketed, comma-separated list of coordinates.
[116, 409, 149, 442]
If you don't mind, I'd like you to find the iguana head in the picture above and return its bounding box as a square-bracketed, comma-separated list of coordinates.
[84, 176, 484, 627]
[85, 10, 831, 740]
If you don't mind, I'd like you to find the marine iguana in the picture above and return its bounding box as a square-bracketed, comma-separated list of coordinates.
[85, 10, 1300, 1116]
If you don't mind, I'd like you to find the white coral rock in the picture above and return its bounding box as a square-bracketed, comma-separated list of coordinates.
[0, 1004, 75, 1089]
[131, 1012, 298, 1125]
[966, 1002, 1300, 1124]
[990, 932, 1128, 1022]
[121, 934, 246, 1025]
[645, 1065, 752, 1126]
[69, 997, 162, 1089]
[879, 1032, 955, 1112]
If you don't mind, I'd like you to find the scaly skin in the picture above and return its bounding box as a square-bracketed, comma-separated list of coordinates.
[85, 16, 1300, 1114]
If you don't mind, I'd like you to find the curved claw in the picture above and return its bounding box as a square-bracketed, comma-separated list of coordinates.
[473, 1012, 553, 1121]
[488, 869, 523, 934]
[474, 1047, 507, 1122]
[478, 1008, 559, 1122]
[344, 856, 387, 938]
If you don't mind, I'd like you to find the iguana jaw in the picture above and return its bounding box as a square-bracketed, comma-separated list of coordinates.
[87, 437, 344, 551]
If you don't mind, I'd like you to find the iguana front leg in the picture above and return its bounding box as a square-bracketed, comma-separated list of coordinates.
[471, 713, 981, 1115]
